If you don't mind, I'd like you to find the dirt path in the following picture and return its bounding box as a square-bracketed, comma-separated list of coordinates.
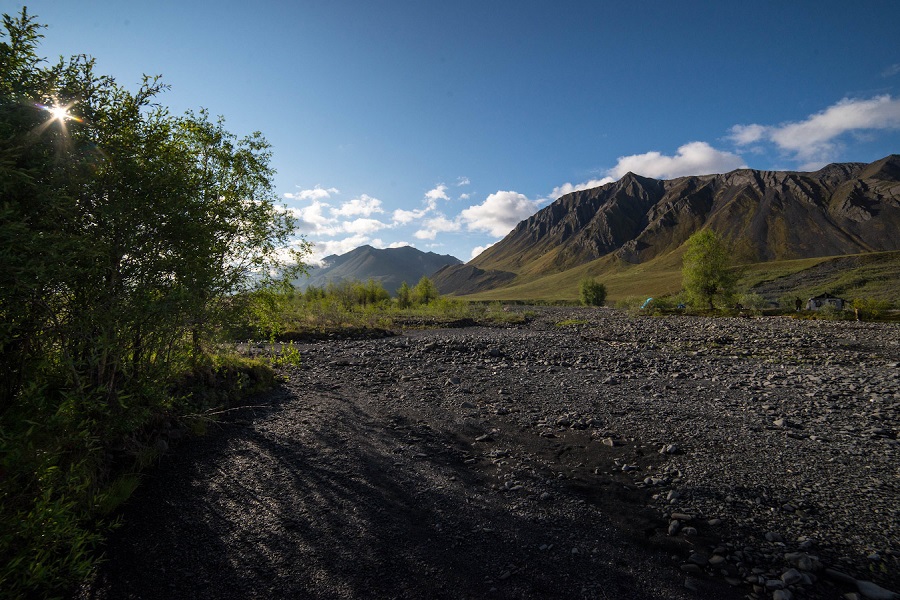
[80, 309, 899, 599]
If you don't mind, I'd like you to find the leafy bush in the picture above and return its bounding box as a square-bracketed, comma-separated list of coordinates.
[579, 278, 607, 306]
[779, 294, 805, 312]
[736, 293, 769, 310]
[0, 10, 295, 596]
[851, 297, 892, 320]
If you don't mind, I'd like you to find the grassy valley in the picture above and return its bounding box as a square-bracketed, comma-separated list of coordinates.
[459, 250, 900, 306]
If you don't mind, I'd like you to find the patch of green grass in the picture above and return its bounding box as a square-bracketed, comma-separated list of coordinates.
[96, 474, 142, 517]
[458, 249, 900, 308]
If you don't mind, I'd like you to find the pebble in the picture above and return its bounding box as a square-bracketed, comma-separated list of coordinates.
[781, 568, 802, 586]
[668, 520, 681, 536]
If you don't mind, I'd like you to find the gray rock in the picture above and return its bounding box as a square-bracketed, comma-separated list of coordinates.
[797, 555, 822, 572]
[856, 580, 899, 600]
[668, 520, 681, 536]
[765, 531, 784, 542]
[687, 552, 707, 566]
[781, 568, 803, 586]
[824, 568, 858, 585]
[659, 443, 680, 455]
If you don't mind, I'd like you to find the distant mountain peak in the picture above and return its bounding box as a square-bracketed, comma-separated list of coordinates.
[296, 245, 461, 294]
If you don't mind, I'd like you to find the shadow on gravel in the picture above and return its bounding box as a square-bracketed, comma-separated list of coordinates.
[81, 385, 739, 600]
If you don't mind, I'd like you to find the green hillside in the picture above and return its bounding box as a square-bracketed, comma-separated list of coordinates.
[458, 250, 900, 305]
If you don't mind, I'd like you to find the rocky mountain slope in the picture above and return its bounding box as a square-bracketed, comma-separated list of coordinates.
[435, 155, 900, 295]
[295, 245, 461, 294]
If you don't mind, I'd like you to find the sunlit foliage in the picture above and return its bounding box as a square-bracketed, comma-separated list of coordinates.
[0, 9, 304, 595]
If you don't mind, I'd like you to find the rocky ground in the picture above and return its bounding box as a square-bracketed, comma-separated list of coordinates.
[81, 308, 899, 600]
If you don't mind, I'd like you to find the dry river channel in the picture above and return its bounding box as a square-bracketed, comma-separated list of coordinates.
[80, 307, 899, 600]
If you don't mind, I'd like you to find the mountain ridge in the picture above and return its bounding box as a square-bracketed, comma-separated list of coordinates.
[434, 155, 900, 296]
[296, 245, 461, 294]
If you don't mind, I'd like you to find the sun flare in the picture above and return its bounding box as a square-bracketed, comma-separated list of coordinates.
[50, 106, 70, 121]
[36, 101, 83, 123]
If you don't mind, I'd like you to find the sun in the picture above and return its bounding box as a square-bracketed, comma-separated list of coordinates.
[49, 105, 71, 121]
[36, 101, 83, 123]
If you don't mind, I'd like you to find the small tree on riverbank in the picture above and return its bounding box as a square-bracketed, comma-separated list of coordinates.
[682, 229, 737, 310]
[413, 276, 439, 305]
[579, 277, 607, 306]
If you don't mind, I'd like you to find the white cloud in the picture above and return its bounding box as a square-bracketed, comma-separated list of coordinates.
[342, 218, 389, 235]
[308, 235, 371, 264]
[458, 193, 471, 200]
[390, 184, 450, 225]
[460, 191, 540, 237]
[425, 184, 450, 204]
[549, 178, 615, 200]
[606, 141, 746, 180]
[283, 185, 339, 201]
[727, 124, 768, 146]
[392, 207, 428, 225]
[287, 199, 341, 235]
[332, 194, 383, 217]
[387, 241, 412, 249]
[414, 215, 461, 240]
[470, 242, 494, 260]
[729, 95, 900, 164]
[456, 176, 470, 186]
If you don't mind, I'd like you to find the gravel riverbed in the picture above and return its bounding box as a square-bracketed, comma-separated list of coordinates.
[81, 308, 899, 600]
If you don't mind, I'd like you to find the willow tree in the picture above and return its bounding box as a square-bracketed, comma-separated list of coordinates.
[0, 9, 304, 594]
[681, 229, 737, 310]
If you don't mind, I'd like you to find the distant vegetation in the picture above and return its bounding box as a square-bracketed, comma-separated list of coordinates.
[241, 276, 529, 340]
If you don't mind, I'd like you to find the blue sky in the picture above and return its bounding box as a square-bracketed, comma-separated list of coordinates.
[11, 0, 900, 263]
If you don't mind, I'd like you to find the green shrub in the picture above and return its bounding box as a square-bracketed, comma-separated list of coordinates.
[852, 297, 892, 320]
[579, 278, 607, 306]
[413, 276, 439, 305]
